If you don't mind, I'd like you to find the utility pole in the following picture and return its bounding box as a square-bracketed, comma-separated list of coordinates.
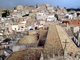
[63, 39, 69, 60]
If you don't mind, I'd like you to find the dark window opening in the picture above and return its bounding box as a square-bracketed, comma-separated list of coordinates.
[21, 26, 24, 28]
[38, 40, 45, 47]
[30, 28, 33, 30]
[35, 27, 38, 30]
[77, 13, 80, 16]
[22, 14, 29, 17]
[3, 38, 11, 42]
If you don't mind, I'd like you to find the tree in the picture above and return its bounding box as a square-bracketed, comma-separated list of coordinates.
[2, 10, 10, 17]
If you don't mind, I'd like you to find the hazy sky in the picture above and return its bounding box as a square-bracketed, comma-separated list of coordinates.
[0, 0, 80, 8]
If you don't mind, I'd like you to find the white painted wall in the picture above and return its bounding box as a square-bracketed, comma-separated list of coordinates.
[11, 25, 19, 31]
[36, 12, 47, 20]
[73, 27, 79, 33]
[47, 15, 57, 21]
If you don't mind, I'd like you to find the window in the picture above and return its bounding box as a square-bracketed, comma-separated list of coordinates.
[15, 28, 16, 30]
[21, 26, 24, 28]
